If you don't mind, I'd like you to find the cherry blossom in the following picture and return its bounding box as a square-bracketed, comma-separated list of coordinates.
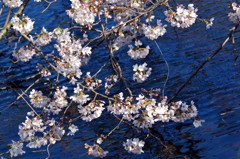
[11, 15, 34, 34]
[133, 62, 152, 83]
[123, 138, 145, 154]
[9, 141, 25, 157]
[164, 4, 198, 28]
[3, 0, 22, 8]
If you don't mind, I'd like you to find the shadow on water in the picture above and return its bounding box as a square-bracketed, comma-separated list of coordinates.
[0, 0, 240, 158]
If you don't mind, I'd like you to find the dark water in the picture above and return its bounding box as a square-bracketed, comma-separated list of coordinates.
[0, 0, 240, 158]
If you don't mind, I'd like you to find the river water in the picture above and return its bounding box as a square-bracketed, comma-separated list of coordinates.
[0, 0, 239, 158]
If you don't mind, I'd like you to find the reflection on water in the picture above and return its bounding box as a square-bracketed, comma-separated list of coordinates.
[0, 0, 240, 158]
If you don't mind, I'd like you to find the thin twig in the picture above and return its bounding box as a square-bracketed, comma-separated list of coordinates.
[169, 24, 239, 103]
[3, 8, 11, 28]
[45, 144, 51, 159]
[0, 78, 41, 113]
[105, 117, 124, 138]
[154, 40, 170, 97]
[41, 0, 56, 13]
[12, 87, 39, 116]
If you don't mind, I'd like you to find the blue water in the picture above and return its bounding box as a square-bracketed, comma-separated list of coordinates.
[0, 0, 240, 158]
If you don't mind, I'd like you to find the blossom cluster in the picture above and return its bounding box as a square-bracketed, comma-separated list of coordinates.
[104, 74, 119, 94]
[164, 4, 198, 28]
[4, 0, 212, 158]
[66, 0, 96, 26]
[18, 116, 47, 148]
[34, 27, 52, 46]
[9, 141, 25, 157]
[17, 114, 67, 149]
[12, 45, 36, 62]
[3, 0, 22, 8]
[53, 28, 91, 81]
[127, 40, 150, 59]
[11, 15, 34, 34]
[78, 100, 105, 122]
[143, 20, 167, 40]
[29, 89, 50, 108]
[123, 138, 145, 154]
[70, 85, 91, 105]
[228, 2, 240, 23]
[85, 143, 109, 158]
[30, 86, 69, 115]
[82, 72, 102, 90]
[112, 24, 136, 51]
[133, 62, 152, 83]
[67, 124, 79, 136]
[44, 86, 68, 115]
[108, 93, 198, 129]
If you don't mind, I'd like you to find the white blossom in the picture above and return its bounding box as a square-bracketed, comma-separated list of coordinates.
[228, 2, 240, 23]
[11, 16, 34, 34]
[70, 86, 91, 105]
[35, 27, 52, 46]
[29, 89, 50, 108]
[66, 0, 96, 25]
[3, 0, 22, 8]
[9, 141, 25, 157]
[143, 20, 167, 40]
[127, 40, 150, 59]
[78, 100, 105, 122]
[85, 144, 108, 158]
[206, 18, 214, 29]
[67, 124, 79, 136]
[123, 138, 145, 154]
[164, 4, 198, 28]
[193, 119, 205, 128]
[133, 62, 152, 83]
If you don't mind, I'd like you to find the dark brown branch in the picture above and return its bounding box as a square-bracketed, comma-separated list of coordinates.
[168, 24, 239, 103]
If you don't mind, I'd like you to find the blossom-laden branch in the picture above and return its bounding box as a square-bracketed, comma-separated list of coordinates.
[0, 0, 238, 158]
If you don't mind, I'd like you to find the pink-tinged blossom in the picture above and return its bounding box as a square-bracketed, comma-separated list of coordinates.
[3, 0, 22, 8]
[11, 16, 34, 34]
[143, 20, 167, 40]
[43, 87, 68, 115]
[70, 86, 91, 105]
[104, 75, 119, 94]
[66, 0, 96, 25]
[35, 27, 52, 46]
[128, 40, 150, 59]
[12, 45, 36, 62]
[82, 72, 102, 90]
[164, 4, 198, 28]
[123, 138, 145, 154]
[29, 89, 50, 108]
[85, 143, 109, 158]
[78, 100, 105, 122]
